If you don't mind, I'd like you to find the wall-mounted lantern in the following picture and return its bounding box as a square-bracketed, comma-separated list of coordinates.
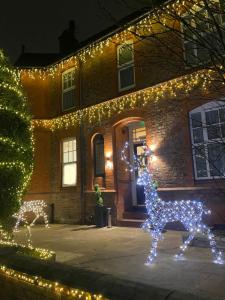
[105, 152, 113, 170]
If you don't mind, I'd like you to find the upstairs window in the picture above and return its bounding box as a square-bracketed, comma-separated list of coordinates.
[93, 134, 105, 177]
[62, 138, 77, 186]
[117, 41, 135, 91]
[190, 102, 225, 179]
[183, 0, 225, 66]
[62, 68, 75, 111]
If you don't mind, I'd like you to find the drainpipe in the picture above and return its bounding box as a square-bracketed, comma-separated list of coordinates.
[78, 57, 85, 224]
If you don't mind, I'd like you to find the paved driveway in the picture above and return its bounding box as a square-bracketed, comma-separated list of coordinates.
[14, 225, 225, 300]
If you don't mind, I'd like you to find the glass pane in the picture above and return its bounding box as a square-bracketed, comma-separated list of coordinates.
[191, 112, 202, 128]
[206, 110, 219, 125]
[63, 163, 77, 186]
[63, 152, 68, 163]
[133, 127, 146, 142]
[63, 141, 69, 153]
[197, 44, 210, 62]
[193, 128, 204, 143]
[184, 42, 197, 65]
[119, 66, 134, 90]
[73, 150, 77, 161]
[208, 143, 225, 176]
[68, 140, 73, 151]
[118, 43, 133, 66]
[72, 139, 76, 150]
[207, 125, 221, 139]
[221, 123, 225, 137]
[219, 108, 225, 122]
[63, 89, 75, 110]
[94, 136, 105, 176]
[68, 151, 74, 162]
[194, 146, 208, 177]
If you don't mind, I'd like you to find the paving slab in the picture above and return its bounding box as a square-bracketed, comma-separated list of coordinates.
[4, 224, 224, 299]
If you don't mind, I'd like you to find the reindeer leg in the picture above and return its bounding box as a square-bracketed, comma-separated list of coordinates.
[30, 215, 39, 227]
[199, 224, 224, 264]
[42, 212, 49, 228]
[146, 231, 159, 264]
[175, 230, 195, 260]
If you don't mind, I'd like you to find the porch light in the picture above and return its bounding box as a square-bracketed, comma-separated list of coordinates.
[105, 153, 113, 170]
[149, 144, 157, 162]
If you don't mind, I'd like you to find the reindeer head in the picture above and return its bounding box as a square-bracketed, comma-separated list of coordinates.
[121, 142, 153, 186]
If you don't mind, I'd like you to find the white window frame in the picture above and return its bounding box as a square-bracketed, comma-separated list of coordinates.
[62, 68, 75, 112]
[190, 100, 225, 180]
[117, 40, 135, 92]
[182, 0, 225, 66]
[62, 137, 77, 187]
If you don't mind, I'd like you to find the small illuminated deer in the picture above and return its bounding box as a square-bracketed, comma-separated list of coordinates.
[121, 142, 224, 264]
[14, 200, 49, 230]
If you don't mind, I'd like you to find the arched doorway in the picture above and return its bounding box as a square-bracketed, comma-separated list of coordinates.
[114, 118, 147, 221]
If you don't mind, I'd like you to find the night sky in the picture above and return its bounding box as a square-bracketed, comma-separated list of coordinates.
[0, 0, 145, 63]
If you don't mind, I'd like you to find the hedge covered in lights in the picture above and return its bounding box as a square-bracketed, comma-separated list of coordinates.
[0, 50, 33, 223]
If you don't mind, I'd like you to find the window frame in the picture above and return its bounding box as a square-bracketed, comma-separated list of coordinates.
[93, 134, 105, 177]
[61, 137, 77, 187]
[190, 101, 225, 180]
[182, 0, 225, 66]
[62, 67, 76, 112]
[117, 40, 135, 92]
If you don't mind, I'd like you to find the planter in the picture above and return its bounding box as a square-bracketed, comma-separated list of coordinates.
[95, 206, 107, 228]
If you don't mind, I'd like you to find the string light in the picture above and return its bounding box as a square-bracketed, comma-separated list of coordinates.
[0, 50, 34, 219]
[14, 200, 49, 230]
[121, 141, 224, 265]
[0, 265, 107, 300]
[32, 69, 213, 131]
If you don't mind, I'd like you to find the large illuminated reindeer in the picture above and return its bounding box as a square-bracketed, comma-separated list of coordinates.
[121, 142, 224, 264]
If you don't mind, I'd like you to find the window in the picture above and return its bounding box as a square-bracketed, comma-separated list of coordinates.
[93, 134, 105, 177]
[183, 0, 225, 65]
[62, 138, 77, 186]
[190, 101, 225, 179]
[117, 41, 135, 91]
[132, 126, 146, 143]
[62, 68, 75, 111]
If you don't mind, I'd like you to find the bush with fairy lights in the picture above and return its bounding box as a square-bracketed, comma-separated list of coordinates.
[0, 50, 33, 230]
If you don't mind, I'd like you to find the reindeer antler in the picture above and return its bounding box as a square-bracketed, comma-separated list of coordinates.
[121, 142, 138, 173]
[121, 142, 153, 173]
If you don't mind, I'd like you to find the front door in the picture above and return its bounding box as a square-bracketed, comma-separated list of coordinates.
[128, 122, 146, 207]
[133, 143, 146, 205]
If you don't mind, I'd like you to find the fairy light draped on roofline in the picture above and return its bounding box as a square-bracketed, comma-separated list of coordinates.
[18, 0, 199, 79]
[32, 69, 215, 131]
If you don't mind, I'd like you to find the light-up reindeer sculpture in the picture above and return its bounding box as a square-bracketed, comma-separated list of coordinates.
[121, 142, 224, 265]
[14, 200, 49, 230]
[13, 200, 49, 246]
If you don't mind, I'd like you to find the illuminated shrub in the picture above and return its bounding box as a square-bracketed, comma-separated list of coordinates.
[0, 50, 33, 223]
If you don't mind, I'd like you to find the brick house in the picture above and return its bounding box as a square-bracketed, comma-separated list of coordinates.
[15, 7, 225, 227]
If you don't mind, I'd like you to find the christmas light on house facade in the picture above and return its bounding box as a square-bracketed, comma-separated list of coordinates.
[15, 0, 225, 226]
[121, 142, 224, 264]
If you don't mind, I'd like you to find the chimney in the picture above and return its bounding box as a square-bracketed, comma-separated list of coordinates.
[58, 20, 79, 55]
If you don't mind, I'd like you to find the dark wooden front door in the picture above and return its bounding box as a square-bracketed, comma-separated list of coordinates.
[133, 143, 145, 206]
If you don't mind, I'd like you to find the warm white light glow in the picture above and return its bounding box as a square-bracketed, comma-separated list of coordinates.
[63, 163, 77, 186]
[106, 159, 113, 170]
[151, 155, 157, 162]
[149, 144, 157, 151]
